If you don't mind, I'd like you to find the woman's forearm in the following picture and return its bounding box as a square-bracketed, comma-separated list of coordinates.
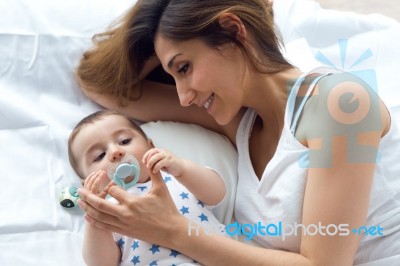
[170, 219, 312, 266]
[82, 222, 120, 266]
[76, 173, 311, 265]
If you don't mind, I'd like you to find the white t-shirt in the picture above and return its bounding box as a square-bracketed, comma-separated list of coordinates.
[234, 68, 400, 265]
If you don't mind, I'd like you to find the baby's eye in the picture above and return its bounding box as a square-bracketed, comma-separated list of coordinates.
[121, 138, 131, 145]
[178, 63, 190, 74]
[94, 152, 105, 162]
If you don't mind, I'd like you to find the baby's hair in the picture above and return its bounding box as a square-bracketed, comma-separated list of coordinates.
[68, 110, 147, 179]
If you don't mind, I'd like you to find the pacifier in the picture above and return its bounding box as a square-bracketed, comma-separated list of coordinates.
[108, 156, 140, 190]
[59, 157, 140, 208]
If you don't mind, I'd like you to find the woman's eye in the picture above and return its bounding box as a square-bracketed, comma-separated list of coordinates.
[121, 138, 131, 145]
[94, 152, 105, 162]
[178, 63, 190, 74]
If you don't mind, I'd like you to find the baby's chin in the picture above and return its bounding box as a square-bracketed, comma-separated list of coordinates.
[137, 168, 151, 184]
[138, 174, 151, 184]
[139, 177, 150, 184]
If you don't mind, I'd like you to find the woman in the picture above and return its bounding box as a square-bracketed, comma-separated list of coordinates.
[76, 0, 400, 265]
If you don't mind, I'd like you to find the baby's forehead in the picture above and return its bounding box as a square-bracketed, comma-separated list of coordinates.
[78, 116, 140, 141]
[86, 114, 132, 129]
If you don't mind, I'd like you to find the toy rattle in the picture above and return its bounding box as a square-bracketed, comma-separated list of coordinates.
[59, 157, 140, 208]
[59, 186, 80, 208]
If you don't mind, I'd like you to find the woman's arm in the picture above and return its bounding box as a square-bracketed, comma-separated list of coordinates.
[83, 79, 242, 145]
[295, 76, 389, 265]
[171, 220, 312, 266]
[84, 81, 220, 130]
[77, 168, 313, 265]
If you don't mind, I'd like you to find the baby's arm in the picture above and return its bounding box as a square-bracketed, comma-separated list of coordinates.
[143, 148, 226, 206]
[80, 170, 120, 266]
[82, 223, 120, 266]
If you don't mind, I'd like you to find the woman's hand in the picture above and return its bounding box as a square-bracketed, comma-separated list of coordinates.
[77, 167, 186, 247]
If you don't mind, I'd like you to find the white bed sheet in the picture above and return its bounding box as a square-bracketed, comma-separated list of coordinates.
[1, 0, 399, 265]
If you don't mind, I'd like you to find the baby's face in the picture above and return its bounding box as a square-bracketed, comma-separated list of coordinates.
[71, 115, 150, 182]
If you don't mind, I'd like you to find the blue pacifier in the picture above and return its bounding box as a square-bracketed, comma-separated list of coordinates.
[109, 156, 140, 190]
[59, 157, 140, 208]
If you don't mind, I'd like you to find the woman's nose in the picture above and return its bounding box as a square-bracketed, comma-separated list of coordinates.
[176, 83, 196, 107]
[109, 148, 125, 162]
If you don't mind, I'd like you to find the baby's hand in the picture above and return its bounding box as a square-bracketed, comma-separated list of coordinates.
[143, 148, 184, 177]
[83, 170, 113, 199]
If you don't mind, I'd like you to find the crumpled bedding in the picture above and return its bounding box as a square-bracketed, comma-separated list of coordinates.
[0, 0, 399, 265]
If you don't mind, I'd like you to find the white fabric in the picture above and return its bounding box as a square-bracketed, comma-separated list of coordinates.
[0, 1, 237, 265]
[235, 67, 400, 264]
[1, 0, 400, 265]
[274, 0, 400, 111]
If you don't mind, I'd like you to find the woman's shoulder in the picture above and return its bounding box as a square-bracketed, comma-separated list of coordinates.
[296, 71, 390, 143]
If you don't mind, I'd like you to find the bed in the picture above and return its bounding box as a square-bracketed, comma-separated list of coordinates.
[1, 0, 399, 265]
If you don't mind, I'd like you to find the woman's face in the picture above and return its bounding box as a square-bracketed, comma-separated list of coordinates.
[154, 34, 247, 125]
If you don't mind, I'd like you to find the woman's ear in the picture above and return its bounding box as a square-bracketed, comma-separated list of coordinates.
[218, 13, 247, 43]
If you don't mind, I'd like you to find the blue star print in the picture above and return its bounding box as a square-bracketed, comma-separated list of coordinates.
[117, 238, 125, 248]
[164, 176, 172, 183]
[179, 206, 189, 215]
[149, 244, 160, 254]
[179, 192, 189, 200]
[131, 255, 140, 265]
[150, 260, 158, 266]
[137, 186, 147, 192]
[131, 241, 139, 250]
[197, 200, 205, 208]
[198, 213, 209, 222]
[170, 249, 181, 257]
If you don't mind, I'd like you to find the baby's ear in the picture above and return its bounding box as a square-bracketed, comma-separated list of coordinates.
[148, 139, 155, 148]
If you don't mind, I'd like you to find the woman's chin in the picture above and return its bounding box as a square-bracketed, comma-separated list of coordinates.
[213, 114, 232, 126]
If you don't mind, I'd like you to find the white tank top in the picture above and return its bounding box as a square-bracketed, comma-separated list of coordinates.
[235, 68, 400, 264]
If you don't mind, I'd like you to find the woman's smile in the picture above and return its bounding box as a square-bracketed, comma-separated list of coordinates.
[203, 93, 214, 111]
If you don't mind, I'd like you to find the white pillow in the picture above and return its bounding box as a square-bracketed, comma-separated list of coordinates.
[141, 121, 238, 225]
[0, 1, 238, 264]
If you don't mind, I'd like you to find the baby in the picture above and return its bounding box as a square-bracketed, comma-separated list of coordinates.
[68, 110, 226, 266]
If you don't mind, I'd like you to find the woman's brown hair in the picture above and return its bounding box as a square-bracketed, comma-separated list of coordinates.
[75, 2, 153, 106]
[76, 0, 292, 106]
[159, 0, 292, 73]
